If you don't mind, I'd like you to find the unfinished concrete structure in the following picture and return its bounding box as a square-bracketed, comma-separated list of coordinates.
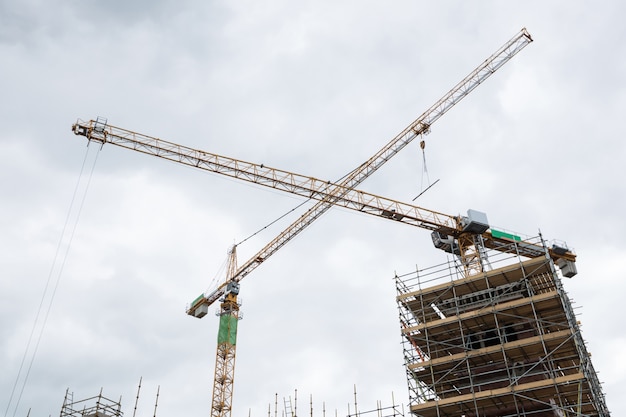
[396, 234, 610, 416]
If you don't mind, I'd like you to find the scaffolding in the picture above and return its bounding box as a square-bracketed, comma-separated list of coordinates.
[268, 389, 405, 417]
[395, 234, 610, 417]
[59, 389, 123, 417]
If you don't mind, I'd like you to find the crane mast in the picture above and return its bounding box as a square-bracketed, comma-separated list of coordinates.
[210, 246, 240, 417]
[72, 28, 536, 417]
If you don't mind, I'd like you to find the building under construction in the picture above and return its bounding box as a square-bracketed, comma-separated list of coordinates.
[395, 231, 610, 417]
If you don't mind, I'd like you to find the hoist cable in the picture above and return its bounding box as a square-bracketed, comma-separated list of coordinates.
[420, 138, 430, 192]
[234, 166, 354, 248]
[235, 198, 310, 247]
[208, 170, 351, 290]
[413, 138, 439, 201]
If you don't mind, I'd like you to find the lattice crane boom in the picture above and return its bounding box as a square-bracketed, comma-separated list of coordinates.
[72, 118, 458, 233]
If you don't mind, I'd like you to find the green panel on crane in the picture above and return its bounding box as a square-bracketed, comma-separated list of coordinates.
[491, 229, 521, 242]
[218, 314, 238, 345]
[191, 293, 204, 308]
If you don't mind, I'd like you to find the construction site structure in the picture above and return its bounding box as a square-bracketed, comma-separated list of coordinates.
[268, 388, 406, 417]
[59, 389, 123, 417]
[395, 232, 610, 416]
[58, 381, 161, 417]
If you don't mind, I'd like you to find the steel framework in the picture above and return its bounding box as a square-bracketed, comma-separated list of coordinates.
[59, 389, 123, 417]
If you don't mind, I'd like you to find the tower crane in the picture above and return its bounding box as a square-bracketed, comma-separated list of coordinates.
[72, 28, 540, 417]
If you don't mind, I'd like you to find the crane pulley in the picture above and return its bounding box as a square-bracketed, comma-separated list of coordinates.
[72, 28, 540, 417]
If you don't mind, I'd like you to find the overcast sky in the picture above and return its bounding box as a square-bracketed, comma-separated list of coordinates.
[1, 1, 624, 416]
